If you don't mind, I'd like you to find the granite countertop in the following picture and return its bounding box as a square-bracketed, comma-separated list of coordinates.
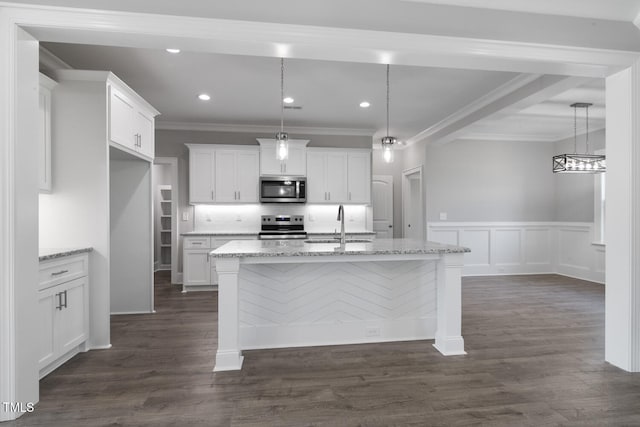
[210, 238, 469, 258]
[182, 231, 376, 236]
[307, 231, 376, 236]
[39, 247, 93, 262]
[181, 231, 259, 236]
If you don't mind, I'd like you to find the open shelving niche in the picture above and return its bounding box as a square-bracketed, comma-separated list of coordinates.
[158, 185, 172, 269]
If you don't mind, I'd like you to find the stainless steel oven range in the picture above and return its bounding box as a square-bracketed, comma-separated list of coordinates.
[258, 215, 307, 240]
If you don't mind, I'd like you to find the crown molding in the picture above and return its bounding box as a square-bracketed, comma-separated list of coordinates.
[457, 125, 607, 143]
[456, 132, 558, 143]
[155, 121, 376, 136]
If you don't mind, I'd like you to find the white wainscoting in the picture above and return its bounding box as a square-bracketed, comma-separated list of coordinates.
[428, 222, 605, 284]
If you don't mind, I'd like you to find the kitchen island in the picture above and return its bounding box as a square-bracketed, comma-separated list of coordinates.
[210, 238, 470, 371]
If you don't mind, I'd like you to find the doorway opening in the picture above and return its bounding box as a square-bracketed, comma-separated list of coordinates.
[153, 157, 179, 285]
[402, 166, 424, 240]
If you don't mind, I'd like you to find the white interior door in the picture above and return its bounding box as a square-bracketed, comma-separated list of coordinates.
[372, 175, 393, 238]
[402, 167, 424, 240]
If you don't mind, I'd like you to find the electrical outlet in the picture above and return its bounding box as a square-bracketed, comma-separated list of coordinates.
[439, 212, 448, 221]
[182, 212, 189, 221]
[236, 215, 242, 222]
[365, 327, 381, 337]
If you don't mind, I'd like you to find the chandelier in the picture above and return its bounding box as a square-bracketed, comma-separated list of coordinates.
[552, 102, 605, 173]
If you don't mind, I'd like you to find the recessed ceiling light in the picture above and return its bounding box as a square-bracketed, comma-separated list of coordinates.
[283, 97, 294, 104]
[198, 93, 211, 101]
[166, 48, 181, 54]
[359, 101, 371, 108]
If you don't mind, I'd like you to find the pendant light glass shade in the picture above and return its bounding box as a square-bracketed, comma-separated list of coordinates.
[381, 136, 396, 163]
[381, 64, 396, 163]
[553, 103, 605, 173]
[276, 131, 289, 161]
[276, 58, 289, 161]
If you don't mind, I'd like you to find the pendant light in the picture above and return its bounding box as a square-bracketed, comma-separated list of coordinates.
[276, 57, 289, 161]
[553, 103, 605, 173]
[381, 64, 397, 163]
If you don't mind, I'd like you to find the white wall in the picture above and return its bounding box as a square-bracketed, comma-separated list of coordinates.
[110, 151, 153, 314]
[423, 139, 556, 222]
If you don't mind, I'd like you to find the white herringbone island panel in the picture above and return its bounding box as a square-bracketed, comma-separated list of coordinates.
[238, 260, 437, 349]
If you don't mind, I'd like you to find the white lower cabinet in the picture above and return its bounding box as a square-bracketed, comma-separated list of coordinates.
[38, 253, 89, 379]
[183, 235, 255, 292]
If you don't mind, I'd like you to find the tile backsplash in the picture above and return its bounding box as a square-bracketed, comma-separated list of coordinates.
[193, 204, 371, 233]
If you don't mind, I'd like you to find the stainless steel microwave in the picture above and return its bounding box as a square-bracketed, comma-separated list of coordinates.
[259, 177, 306, 203]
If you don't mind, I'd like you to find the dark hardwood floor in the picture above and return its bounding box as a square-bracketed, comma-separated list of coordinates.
[10, 273, 640, 426]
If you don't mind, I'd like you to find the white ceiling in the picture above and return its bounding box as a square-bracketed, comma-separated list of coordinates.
[43, 42, 606, 145]
[42, 42, 520, 142]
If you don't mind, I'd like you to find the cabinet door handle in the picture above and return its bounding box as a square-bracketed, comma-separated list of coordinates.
[284, 164, 287, 174]
[211, 191, 215, 200]
[192, 242, 203, 245]
[55, 292, 62, 310]
[62, 290, 68, 309]
[328, 192, 331, 201]
[349, 192, 352, 201]
[51, 269, 69, 277]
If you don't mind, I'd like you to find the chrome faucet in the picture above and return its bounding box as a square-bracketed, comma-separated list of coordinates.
[337, 205, 346, 245]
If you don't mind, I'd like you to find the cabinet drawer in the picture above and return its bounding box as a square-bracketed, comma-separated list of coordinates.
[39, 254, 88, 291]
[184, 237, 212, 249]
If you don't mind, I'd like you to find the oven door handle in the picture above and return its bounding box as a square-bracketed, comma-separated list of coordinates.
[296, 181, 300, 199]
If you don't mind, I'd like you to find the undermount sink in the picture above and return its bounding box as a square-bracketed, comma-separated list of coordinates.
[304, 239, 373, 244]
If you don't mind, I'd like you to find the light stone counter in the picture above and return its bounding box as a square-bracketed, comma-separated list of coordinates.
[210, 238, 470, 372]
[210, 238, 468, 258]
[39, 247, 93, 262]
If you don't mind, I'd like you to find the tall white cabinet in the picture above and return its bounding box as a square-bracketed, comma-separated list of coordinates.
[307, 148, 371, 204]
[41, 70, 159, 346]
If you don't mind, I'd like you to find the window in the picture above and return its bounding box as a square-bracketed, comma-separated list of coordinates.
[593, 149, 605, 245]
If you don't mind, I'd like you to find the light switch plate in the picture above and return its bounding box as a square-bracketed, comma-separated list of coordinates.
[182, 212, 189, 221]
[439, 212, 448, 220]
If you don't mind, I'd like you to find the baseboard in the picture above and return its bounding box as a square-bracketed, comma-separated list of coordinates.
[89, 344, 112, 350]
[110, 310, 155, 315]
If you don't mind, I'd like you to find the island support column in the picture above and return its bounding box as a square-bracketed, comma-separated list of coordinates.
[433, 253, 466, 356]
[213, 257, 244, 371]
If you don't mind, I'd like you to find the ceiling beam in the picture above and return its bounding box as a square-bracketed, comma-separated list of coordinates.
[406, 74, 593, 147]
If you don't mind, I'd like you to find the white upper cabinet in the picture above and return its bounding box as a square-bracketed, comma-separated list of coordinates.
[38, 73, 57, 193]
[347, 151, 371, 203]
[188, 147, 216, 203]
[235, 151, 260, 202]
[214, 148, 259, 203]
[257, 139, 309, 176]
[108, 78, 159, 161]
[188, 144, 259, 204]
[307, 148, 371, 204]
